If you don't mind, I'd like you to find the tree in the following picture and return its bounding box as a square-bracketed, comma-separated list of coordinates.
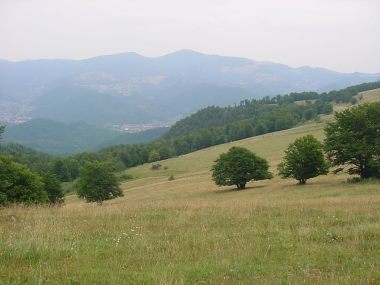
[42, 172, 64, 205]
[278, 135, 329, 184]
[324, 102, 380, 179]
[65, 159, 80, 180]
[52, 159, 71, 182]
[303, 109, 316, 120]
[0, 156, 48, 205]
[211, 146, 272, 190]
[0, 125, 4, 140]
[75, 161, 123, 204]
[148, 150, 160, 162]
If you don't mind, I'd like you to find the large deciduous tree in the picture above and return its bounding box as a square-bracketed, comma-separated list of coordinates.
[278, 135, 329, 184]
[212, 146, 272, 190]
[324, 102, 380, 179]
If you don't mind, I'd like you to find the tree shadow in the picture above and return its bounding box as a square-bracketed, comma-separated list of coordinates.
[213, 185, 266, 194]
[279, 178, 336, 191]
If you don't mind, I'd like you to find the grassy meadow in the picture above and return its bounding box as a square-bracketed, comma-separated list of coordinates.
[1, 90, 380, 284]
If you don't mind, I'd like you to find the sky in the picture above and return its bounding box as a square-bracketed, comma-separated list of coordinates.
[0, 0, 379, 73]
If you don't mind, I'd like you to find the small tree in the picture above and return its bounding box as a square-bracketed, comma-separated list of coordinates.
[324, 102, 380, 179]
[148, 150, 160, 162]
[278, 135, 329, 184]
[52, 159, 71, 182]
[212, 146, 272, 190]
[0, 125, 4, 140]
[42, 172, 64, 205]
[75, 161, 123, 204]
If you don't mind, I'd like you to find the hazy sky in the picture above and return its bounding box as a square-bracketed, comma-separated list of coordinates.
[1, 0, 379, 73]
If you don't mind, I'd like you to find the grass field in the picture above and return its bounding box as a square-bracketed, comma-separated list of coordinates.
[1, 90, 380, 284]
[357, 88, 380, 103]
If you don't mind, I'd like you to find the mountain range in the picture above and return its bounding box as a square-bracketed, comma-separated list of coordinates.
[1, 49, 379, 125]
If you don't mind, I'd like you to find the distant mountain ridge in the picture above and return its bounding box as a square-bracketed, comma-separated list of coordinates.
[1, 50, 379, 125]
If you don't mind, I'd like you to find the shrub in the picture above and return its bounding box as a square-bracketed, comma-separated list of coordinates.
[151, 163, 162, 170]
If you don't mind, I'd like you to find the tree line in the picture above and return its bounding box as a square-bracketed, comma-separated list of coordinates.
[0, 127, 64, 205]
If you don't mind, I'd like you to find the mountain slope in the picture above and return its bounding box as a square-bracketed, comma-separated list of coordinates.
[125, 87, 380, 181]
[2, 118, 169, 155]
[95, 127, 169, 150]
[2, 119, 121, 155]
[1, 50, 379, 125]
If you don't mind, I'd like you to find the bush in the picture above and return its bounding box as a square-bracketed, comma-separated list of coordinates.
[350, 97, 358, 105]
[151, 163, 162, 170]
[119, 173, 133, 181]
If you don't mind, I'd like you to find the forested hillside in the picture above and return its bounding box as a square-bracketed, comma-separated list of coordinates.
[166, 81, 380, 138]
[3, 118, 121, 155]
[94, 127, 168, 149]
[91, 81, 380, 172]
[3, 119, 168, 155]
[0, 143, 52, 173]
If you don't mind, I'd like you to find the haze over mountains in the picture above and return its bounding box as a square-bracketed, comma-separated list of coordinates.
[2, 118, 168, 155]
[1, 49, 379, 126]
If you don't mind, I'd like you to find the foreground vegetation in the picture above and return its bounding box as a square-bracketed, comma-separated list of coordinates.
[1, 115, 380, 284]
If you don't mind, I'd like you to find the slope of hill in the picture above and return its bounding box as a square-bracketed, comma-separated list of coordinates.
[357, 88, 380, 103]
[2, 89, 379, 284]
[2, 119, 121, 155]
[1, 50, 379, 125]
[124, 86, 379, 185]
[94, 127, 169, 149]
[165, 82, 380, 139]
[2, 118, 168, 155]
[91, 82, 380, 172]
[0, 142, 52, 172]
